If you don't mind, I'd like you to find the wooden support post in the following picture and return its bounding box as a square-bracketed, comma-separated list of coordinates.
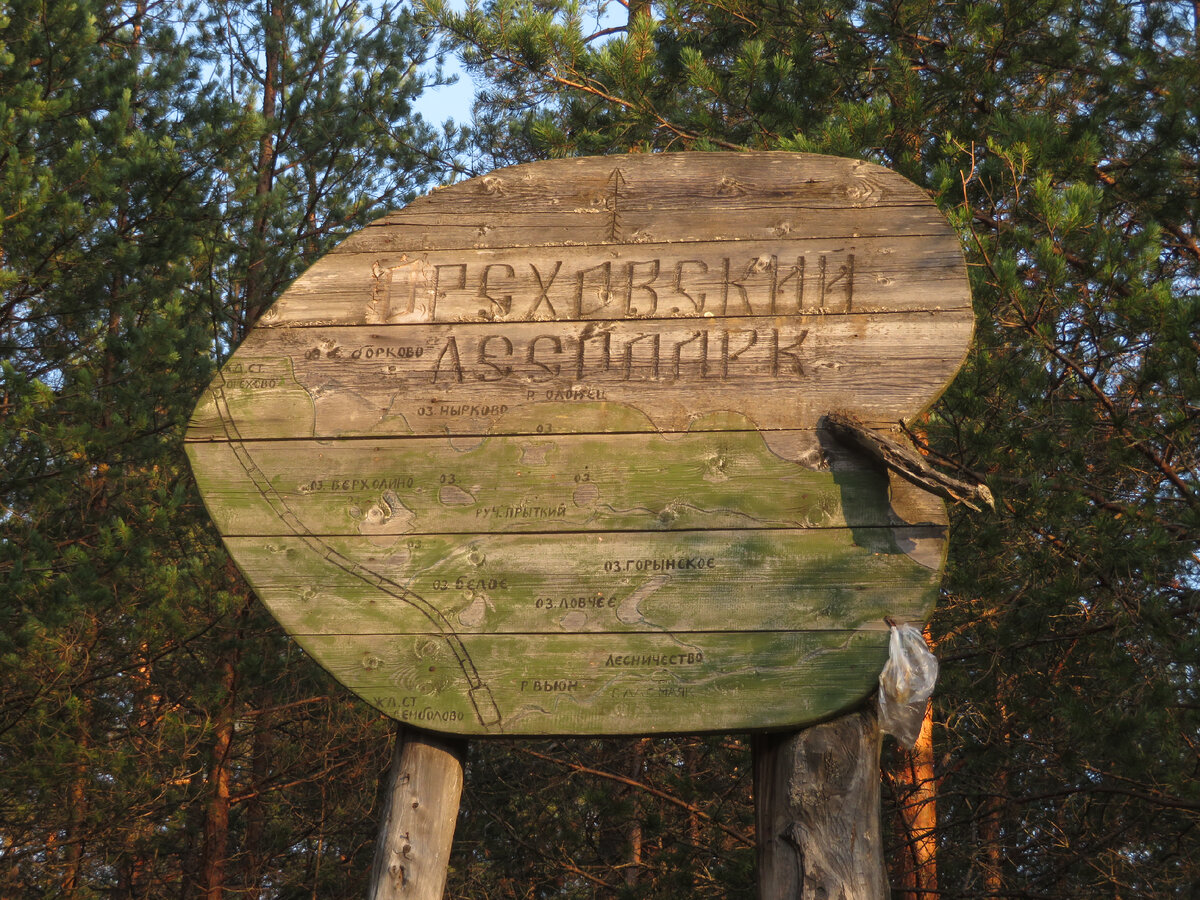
[753, 707, 888, 900]
[368, 727, 467, 900]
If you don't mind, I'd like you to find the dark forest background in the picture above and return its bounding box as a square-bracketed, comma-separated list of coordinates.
[1, 0, 1197, 895]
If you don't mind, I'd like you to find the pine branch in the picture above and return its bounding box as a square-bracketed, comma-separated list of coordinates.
[516, 747, 754, 847]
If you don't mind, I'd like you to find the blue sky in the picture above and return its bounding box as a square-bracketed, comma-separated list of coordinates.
[413, 1, 628, 138]
[416, 51, 477, 131]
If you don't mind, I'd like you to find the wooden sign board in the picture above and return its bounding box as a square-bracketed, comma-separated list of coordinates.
[186, 152, 972, 736]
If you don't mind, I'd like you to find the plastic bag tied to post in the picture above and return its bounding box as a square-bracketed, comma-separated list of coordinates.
[878, 623, 939, 748]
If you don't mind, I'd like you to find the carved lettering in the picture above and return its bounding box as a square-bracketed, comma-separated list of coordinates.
[771, 328, 809, 377]
[424, 326, 811, 384]
[474, 503, 568, 519]
[622, 333, 660, 380]
[430, 263, 467, 321]
[479, 263, 516, 316]
[775, 256, 804, 312]
[478, 334, 514, 381]
[527, 261, 563, 319]
[544, 387, 606, 401]
[370, 258, 434, 322]
[604, 651, 705, 667]
[625, 259, 660, 317]
[575, 261, 613, 318]
[823, 253, 855, 310]
[669, 331, 705, 380]
[535, 595, 616, 610]
[431, 336, 464, 383]
[371, 697, 465, 723]
[672, 259, 707, 313]
[720, 257, 755, 315]
[382, 249, 856, 322]
[723, 328, 758, 379]
[603, 557, 717, 573]
[430, 576, 509, 591]
[519, 679, 582, 693]
[438, 403, 509, 417]
[528, 334, 562, 381]
[297, 475, 418, 495]
[350, 344, 425, 360]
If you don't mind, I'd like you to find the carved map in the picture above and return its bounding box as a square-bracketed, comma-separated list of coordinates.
[185, 152, 973, 735]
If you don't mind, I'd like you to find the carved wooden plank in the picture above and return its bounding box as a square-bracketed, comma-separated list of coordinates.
[301, 631, 889, 735]
[258, 236, 969, 325]
[188, 431, 937, 535]
[362, 152, 951, 226]
[185, 310, 973, 441]
[185, 152, 972, 736]
[220, 524, 943, 634]
[339, 205, 960, 253]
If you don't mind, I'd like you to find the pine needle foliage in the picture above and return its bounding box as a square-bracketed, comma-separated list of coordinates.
[1, 1, 459, 895]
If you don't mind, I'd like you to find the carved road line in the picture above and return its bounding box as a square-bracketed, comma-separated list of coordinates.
[208, 364, 503, 731]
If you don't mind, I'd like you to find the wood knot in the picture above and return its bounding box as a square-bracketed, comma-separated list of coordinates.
[716, 175, 745, 197]
[839, 178, 880, 206]
[388, 861, 407, 886]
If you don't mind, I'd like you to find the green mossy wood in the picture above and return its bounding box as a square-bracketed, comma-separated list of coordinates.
[185, 153, 972, 736]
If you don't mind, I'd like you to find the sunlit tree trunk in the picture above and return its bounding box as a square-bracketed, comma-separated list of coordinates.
[890, 702, 938, 898]
[243, 0, 283, 328]
[625, 737, 648, 888]
[201, 655, 237, 900]
[242, 709, 273, 900]
[62, 726, 90, 898]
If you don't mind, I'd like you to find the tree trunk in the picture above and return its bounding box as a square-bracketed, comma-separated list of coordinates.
[890, 702, 938, 898]
[625, 737, 647, 888]
[368, 727, 466, 900]
[980, 695, 1011, 896]
[242, 709, 273, 900]
[62, 728, 89, 897]
[753, 708, 888, 900]
[200, 656, 237, 900]
[685, 741, 704, 893]
[243, 0, 282, 328]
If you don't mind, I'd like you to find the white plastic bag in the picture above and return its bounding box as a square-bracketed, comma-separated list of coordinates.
[878, 623, 938, 748]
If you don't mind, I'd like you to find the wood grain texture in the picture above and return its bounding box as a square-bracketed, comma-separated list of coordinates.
[368, 728, 466, 900]
[753, 709, 888, 899]
[184, 311, 974, 440]
[302, 630, 889, 735]
[185, 152, 972, 736]
[258, 236, 968, 326]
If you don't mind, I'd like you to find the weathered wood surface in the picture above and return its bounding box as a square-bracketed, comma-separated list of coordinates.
[257, 237, 967, 326]
[185, 152, 972, 736]
[185, 313, 973, 441]
[368, 728, 466, 900]
[753, 708, 888, 899]
[823, 411, 995, 511]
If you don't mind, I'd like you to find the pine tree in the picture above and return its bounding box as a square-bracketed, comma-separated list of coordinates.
[429, 0, 1200, 895]
[1, 0, 456, 895]
[1, 3, 218, 891]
